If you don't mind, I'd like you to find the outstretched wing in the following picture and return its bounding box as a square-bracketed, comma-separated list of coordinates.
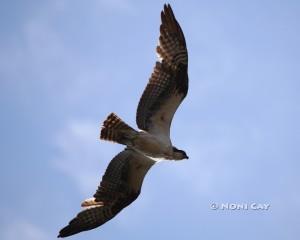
[136, 4, 188, 140]
[58, 149, 155, 238]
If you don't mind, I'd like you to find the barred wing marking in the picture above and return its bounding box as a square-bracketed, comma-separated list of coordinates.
[58, 149, 154, 238]
[136, 4, 188, 141]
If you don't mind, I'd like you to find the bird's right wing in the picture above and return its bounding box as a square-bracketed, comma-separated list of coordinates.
[58, 149, 155, 238]
[136, 4, 188, 141]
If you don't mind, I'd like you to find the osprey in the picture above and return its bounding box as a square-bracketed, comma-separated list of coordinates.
[58, 4, 189, 237]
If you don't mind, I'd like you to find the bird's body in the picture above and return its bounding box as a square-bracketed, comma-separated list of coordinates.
[58, 4, 190, 238]
[131, 130, 173, 159]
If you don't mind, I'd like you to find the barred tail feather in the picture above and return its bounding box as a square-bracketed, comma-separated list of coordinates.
[100, 113, 137, 145]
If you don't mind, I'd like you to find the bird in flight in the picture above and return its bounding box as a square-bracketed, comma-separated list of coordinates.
[58, 4, 189, 238]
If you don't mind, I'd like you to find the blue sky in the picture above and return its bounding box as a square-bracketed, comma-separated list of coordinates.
[1, 0, 300, 239]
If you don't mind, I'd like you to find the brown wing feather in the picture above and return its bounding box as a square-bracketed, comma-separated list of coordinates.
[58, 149, 154, 238]
[136, 4, 188, 139]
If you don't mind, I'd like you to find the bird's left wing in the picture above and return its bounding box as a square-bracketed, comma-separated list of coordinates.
[136, 4, 188, 141]
[58, 149, 155, 238]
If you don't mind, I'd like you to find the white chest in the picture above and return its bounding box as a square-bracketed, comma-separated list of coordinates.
[131, 131, 172, 158]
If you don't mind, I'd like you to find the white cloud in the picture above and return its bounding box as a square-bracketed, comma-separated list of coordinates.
[1, 220, 49, 240]
[0, 0, 118, 98]
[97, 0, 136, 14]
[53, 119, 122, 196]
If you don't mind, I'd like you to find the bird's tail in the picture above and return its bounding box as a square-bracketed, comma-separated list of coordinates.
[100, 113, 138, 145]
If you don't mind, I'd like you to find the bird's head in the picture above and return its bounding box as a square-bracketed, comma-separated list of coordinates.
[172, 147, 189, 160]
